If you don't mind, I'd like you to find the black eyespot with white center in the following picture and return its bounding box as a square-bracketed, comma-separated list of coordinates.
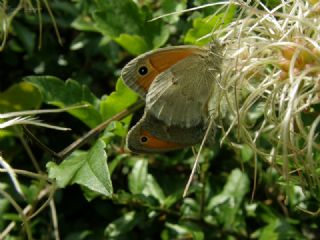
[140, 136, 148, 143]
[138, 66, 148, 76]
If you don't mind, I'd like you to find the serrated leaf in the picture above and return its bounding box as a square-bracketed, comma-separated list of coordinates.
[104, 211, 142, 238]
[0, 82, 41, 113]
[24, 75, 102, 127]
[128, 159, 148, 194]
[47, 139, 113, 197]
[100, 78, 138, 122]
[205, 169, 249, 230]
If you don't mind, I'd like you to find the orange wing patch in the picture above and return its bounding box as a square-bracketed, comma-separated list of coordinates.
[149, 48, 198, 72]
[137, 59, 159, 92]
[141, 130, 184, 151]
[136, 48, 198, 92]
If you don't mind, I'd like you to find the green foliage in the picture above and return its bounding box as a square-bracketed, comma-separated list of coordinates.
[25, 75, 102, 127]
[184, 5, 236, 45]
[0, 0, 319, 240]
[47, 139, 112, 198]
[92, 0, 170, 55]
[0, 82, 41, 112]
[100, 78, 138, 121]
[205, 169, 249, 230]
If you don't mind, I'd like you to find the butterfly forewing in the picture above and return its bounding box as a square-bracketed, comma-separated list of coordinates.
[121, 46, 205, 98]
[146, 54, 214, 128]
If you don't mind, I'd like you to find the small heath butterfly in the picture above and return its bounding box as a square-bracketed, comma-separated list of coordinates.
[122, 41, 222, 153]
[122, 42, 222, 128]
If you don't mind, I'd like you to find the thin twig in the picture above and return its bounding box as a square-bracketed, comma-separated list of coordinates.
[23, 126, 61, 159]
[24, 100, 144, 161]
[50, 198, 60, 240]
[56, 100, 144, 160]
[18, 127, 43, 173]
[0, 187, 51, 239]
[0, 189, 33, 240]
[183, 118, 215, 198]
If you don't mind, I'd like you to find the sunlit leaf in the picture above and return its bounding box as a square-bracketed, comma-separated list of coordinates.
[104, 211, 143, 238]
[93, 0, 170, 53]
[0, 82, 41, 112]
[100, 78, 138, 122]
[256, 218, 303, 240]
[184, 6, 236, 45]
[165, 222, 204, 240]
[47, 139, 112, 197]
[205, 169, 249, 230]
[128, 159, 148, 194]
[143, 174, 166, 204]
[154, 0, 187, 24]
[25, 75, 102, 127]
[115, 34, 149, 55]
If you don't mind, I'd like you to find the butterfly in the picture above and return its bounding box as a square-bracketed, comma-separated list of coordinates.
[122, 41, 222, 152]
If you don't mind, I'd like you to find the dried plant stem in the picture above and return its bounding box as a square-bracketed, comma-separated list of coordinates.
[183, 118, 215, 198]
[0, 188, 33, 239]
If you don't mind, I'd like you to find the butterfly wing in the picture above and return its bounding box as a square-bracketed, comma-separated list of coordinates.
[145, 54, 218, 128]
[121, 46, 205, 97]
[126, 111, 205, 153]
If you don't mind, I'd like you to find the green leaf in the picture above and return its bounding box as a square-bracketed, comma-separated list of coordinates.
[72, 16, 100, 32]
[126, 158, 166, 204]
[128, 159, 148, 194]
[0, 82, 41, 113]
[115, 34, 149, 55]
[240, 144, 254, 162]
[184, 6, 236, 45]
[181, 198, 200, 217]
[24, 75, 102, 127]
[105, 121, 128, 138]
[154, 0, 187, 24]
[165, 222, 204, 240]
[21, 183, 41, 204]
[104, 211, 143, 238]
[93, 0, 170, 53]
[257, 218, 303, 240]
[100, 78, 138, 122]
[94, 0, 143, 37]
[65, 230, 93, 240]
[12, 21, 35, 54]
[47, 139, 113, 197]
[143, 174, 166, 205]
[205, 169, 249, 230]
[0, 197, 10, 229]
